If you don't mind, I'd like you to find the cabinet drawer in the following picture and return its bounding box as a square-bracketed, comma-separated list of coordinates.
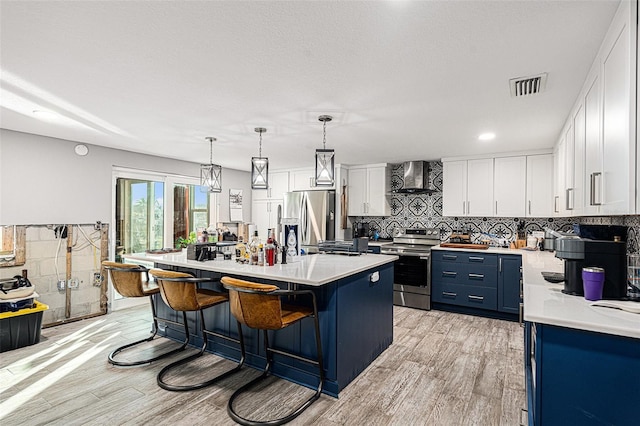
[431, 263, 497, 288]
[431, 283, 498, 310]
[432, 251, 497, 266]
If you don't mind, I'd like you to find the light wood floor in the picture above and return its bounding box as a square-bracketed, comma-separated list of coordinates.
[0, 305, 526, 425]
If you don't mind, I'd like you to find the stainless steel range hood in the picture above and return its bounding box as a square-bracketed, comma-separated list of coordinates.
[394, 161, 435, 194]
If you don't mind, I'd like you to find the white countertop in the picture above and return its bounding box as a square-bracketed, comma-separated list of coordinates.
[123, 251, 398, 286]
[521, 250, 640, 339]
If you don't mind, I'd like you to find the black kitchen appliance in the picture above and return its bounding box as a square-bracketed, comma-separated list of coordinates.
[380, 228, 440, 310]
[354, 222, 370, 239]
[554, 237, 627, 299]
[186, 242, 217, 261]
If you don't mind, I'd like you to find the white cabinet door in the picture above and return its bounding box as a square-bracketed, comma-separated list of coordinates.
[466, 159, 494, 216]
[601, 7, 633, 215]
[348, 168, 367, 216]
[290, 169, 315, 191]
[442, 161, 467, 216]
[554, 137, 566, 216]
[268, 171, 289, 200]
[526, 155, 554, 217]
[563, 124, 576, 215]
[584, 72, 603, 215]
[366, 166, 390, 216]
[251, 199, 283, 237]
[494, 156, 526, 217]
[571, 104, 586, 216]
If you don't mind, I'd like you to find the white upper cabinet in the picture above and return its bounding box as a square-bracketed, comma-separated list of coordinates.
[601, 0, 635, 215]
[526, 154, 554, 217]
[494, 156, 526, 217]
[553, 136, 567, 216]
[252, 171, 289, 200]
[289, 168, 336, 191]
[347, 164, 390, 217]
[584, 71, 603, 215]
[251, 198, 283, 238]
[571, 103, 586, 216]
[443, 159, 493, 217]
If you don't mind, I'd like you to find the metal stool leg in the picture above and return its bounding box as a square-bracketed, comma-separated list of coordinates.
[108, 295, 189, 367]
[157, 310, 245, 392]
[226, 313, 324, 426]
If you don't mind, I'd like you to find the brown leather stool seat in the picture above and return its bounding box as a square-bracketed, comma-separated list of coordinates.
[151, 269, 245, 392]
[102, 261, 189, 367]
[221, 276, 324, 426]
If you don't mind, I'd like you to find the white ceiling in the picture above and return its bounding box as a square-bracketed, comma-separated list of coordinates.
[0, 0, 620, 172]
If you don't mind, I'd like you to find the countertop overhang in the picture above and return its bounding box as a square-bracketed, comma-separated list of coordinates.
[123, 251, 398, 286]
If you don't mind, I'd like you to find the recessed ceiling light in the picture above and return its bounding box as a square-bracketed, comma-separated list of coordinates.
[32, 109, 61, 121]
[478, 132, 496, 141]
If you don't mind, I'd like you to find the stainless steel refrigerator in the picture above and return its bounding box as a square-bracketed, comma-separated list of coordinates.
[283, 190, 335, 252]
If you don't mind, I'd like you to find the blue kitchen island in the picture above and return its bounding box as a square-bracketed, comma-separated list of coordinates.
[122, 251, 398, 397]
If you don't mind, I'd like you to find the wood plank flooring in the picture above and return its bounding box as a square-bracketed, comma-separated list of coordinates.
[0, 305, 526, 425]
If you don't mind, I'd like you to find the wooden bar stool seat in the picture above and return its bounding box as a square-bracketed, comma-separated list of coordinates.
[102, 261, 189, 367]
[221, 276, 324, 426]
[151, 269, 245, 392]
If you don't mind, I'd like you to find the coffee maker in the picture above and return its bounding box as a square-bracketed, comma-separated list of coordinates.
[555, 236, 627, 299]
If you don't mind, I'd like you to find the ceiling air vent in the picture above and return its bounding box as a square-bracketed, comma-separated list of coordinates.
[509, 73, 547, 97]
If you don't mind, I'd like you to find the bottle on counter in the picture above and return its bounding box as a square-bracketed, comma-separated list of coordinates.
[258, 244, 265, 266]
[266, 236, 275, 266]
[249, 231, 260, 265]
[235, 238, 246, 263]
[268, 229, 279, 264]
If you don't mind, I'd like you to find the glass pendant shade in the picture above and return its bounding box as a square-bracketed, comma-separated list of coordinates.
[251, 157, 269, 189]
[201, 137, 222, 193]
[315, 149, 335, 186]
[201, 163, 222, 193]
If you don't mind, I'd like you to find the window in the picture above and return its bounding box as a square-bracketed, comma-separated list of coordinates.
[173, 184, 211, 244]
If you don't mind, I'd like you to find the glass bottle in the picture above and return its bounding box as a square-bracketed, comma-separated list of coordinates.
[258, 243, 264, 266]
[266, 236, 275, 266]
[287, 228, 297, 258]
[249, 231, 260, 265]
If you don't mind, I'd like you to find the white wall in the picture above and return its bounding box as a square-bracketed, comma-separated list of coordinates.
[0, 129, 252, 224]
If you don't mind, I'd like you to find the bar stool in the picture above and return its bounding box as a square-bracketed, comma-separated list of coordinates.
[220, 276, 324, 426]
[150, 269, 245, 392]
[102, 261, 189, 367]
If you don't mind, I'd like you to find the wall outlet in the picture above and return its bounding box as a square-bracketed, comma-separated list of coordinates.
[57, 280, 66, 291]
[68, 278, 80, 289]
[93, 272, 103, 286]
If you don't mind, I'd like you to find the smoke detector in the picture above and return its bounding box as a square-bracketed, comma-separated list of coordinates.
[510, 73, 548, 97]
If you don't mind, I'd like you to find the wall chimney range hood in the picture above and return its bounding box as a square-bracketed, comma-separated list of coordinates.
[394, 161, 435, 194]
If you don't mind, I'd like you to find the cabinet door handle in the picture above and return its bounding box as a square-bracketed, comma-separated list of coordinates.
[462, 201, 466, 215]
[442, 271, 457, 277]
[467, 201, 470, 215]
[443, 255, 457, 261]
[499, 257, 503, 273]
[468, 295, 484, 302]
[495, 200, 498, 215]
[554, 195, 559, 213]
[468, 273, 484, 280]
[590, 172, 602, 206]
[528, 200, 532, 215]
[519, 303, 524, 327]
[442, 291, 457, 298]
[566, 188, 574, 210]
[468, 256, 484, 262]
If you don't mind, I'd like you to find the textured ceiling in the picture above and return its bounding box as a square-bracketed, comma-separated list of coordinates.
[0, 1, 620, 172]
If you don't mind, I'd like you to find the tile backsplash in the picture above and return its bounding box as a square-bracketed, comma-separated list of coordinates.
[351, 161, 639, 253]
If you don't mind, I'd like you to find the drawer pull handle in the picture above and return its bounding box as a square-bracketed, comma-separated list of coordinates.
[442, 271, 457, 277]
[468, 256, 484, 262]
[442, 291, 457, 298]
[468, 295, 484, 302]
[468, 273, 484, 280]
[443, 255, 457, 261]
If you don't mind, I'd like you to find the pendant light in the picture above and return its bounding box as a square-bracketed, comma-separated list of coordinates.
[201, 136, 222, 193]
[251, 127, 269, 189]
[315, 115, 335, 186]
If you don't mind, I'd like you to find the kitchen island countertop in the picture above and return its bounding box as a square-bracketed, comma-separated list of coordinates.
[123, 251, 398, 286]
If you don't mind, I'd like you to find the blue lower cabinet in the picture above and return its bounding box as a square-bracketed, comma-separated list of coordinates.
[525, 322, 640, 425]
[497, 255, 521, 314]
[431, 250, 520, 315]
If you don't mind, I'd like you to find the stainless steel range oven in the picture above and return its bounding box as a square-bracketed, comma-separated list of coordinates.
[380, 228, 440, 310]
